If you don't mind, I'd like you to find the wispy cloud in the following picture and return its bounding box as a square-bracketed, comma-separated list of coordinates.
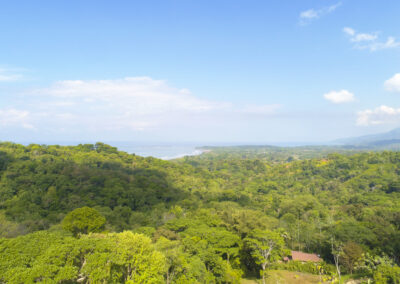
[2, 77, 282, 135]
[37, 77, 228, 114]
[0, 108, 34, 129]
[357, 105, 400, 126]
[30, 77, 230, 131]
[343, 27, 400, 51]
[299, 2, 341, 25]
[324, 90, 355, 104]
[0, 68, 23, 82]
[343, 27, 378, 42]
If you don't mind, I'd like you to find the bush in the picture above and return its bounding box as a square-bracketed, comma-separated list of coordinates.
[270, 261, 336, 275]
[62, 207, 106, 236]
[373, 264, 400, 284]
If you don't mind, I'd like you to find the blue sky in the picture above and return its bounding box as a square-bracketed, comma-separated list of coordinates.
[1, 0, 400, 144]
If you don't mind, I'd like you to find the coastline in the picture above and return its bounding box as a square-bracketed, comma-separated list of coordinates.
[162, 149, 204, 160]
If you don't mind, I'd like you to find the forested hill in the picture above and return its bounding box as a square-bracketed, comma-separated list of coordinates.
[0, 142, 399, 283]
[0, 142, 199, 234]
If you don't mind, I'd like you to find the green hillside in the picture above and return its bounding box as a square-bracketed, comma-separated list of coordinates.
[0, 142, 399, 283]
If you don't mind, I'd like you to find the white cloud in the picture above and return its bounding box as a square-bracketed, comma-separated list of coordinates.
[369, 37, 400, 51]
[353, 33, 378, 43]
[29, 77, 230, 131]
[384, 73, 400, 92]
[324, 90, 355, 104]
[300, 10, 319, 19]
[25, 77, 281, 134]
[343, 27, 377, 42]
[299, 2, 341, 24]
[343, 27, 355, 36]
[343, 27, 400, 51]
[357, 105, 400, 126]
[37, 77, 227, 114]
[0, 108, 34, 129]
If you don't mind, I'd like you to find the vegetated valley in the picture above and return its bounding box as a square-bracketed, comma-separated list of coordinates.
[0, 142, 399, 283]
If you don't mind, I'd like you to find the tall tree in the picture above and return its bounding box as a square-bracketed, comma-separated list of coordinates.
[244, 229, 287, 284]
[62, 207, 106, 236]
[341, 242, 363, 274]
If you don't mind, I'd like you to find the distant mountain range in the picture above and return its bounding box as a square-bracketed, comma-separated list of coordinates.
[335, 128, 400, 149]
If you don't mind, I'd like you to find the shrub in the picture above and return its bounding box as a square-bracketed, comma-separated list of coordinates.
[373, 264, 400, 284]
[62, 207, 106, 236]
[270, 261, 336, 275]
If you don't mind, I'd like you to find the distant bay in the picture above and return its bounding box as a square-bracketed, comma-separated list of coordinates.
[11, 140, 205, 160]
[109, 143, 204, 160]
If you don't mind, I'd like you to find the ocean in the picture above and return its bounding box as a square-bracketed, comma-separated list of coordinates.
[11, 141, 204, 160]
[110, 143, 204, 160]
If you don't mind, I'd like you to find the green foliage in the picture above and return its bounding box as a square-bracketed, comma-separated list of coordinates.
[373, 264, 400, 284]
[244, 229, 287, 267]
[1, 142, 400, 282]
[0, 230, 166, 283]
[355, 252, 397, 275]
[340, 241, 363, 274]
[82, 231, 166, 283]
[62, 206, 106, 236]
[0, 231, 80, 283]
[243, 229, 287, 283]
[270, 261, 336, 275]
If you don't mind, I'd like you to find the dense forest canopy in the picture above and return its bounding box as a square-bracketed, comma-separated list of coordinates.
[0, 142, 399, 283]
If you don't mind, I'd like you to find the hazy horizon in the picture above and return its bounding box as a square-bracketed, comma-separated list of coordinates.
[2, 124, 399, 148]
[8, 123, 400, 145]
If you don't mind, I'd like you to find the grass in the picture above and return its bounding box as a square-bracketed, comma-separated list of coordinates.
[241, 270, 323, 284]
[241, 270, 368, 284]
[240, 279, 259, 284]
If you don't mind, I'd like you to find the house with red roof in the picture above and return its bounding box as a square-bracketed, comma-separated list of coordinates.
[284, 251, 322, 263]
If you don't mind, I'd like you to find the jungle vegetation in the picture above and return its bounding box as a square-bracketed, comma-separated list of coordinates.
[0, 142, 399, 283]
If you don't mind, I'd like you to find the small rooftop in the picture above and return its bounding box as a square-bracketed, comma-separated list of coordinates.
[290, 251, 322, 262]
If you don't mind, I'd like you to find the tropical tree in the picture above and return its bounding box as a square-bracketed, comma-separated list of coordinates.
[244, 229, 287, 284]
[62, 207, 106, 236]
[341, 241, 363, 274]
[331, 238, 343, 282]
[81, 231, 166, 283]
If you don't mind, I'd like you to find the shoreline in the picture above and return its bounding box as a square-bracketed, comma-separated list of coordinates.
[163, 148, 210, 160]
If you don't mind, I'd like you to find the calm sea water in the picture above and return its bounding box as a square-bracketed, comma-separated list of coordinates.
[110, 143, 204, 160]
[14, 141, 204, 160]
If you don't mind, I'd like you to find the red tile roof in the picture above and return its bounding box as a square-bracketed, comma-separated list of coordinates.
[291, 251, 322, 262]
